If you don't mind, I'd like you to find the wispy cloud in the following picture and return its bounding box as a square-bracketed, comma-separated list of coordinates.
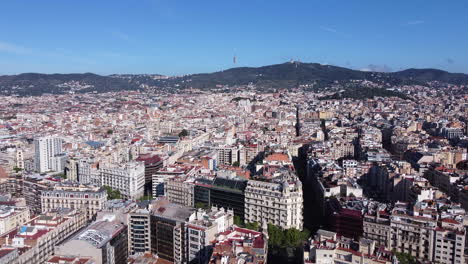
[361, 64, 393, 72]
[319, 26, 338, 33]
[407, 20, 424, 25]
[111, 30, 130, 41]
[319, 26, 351, 38]
[0, 41, 32, 54]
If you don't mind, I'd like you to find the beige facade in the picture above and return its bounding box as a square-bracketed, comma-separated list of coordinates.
[389, 214, 437, 261]
[0, 210, 87, 264]
[0, 206, 30, 235]
[41, 184, 107, 220]
[363, 213, 392, 248]
[245, 174, 303, 230]
[433, 219, 465, 264]
[164, 179, 194, 207]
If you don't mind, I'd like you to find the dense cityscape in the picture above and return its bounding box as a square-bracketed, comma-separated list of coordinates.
[1, 1, 468, 264]
[0, 75, 466, 264]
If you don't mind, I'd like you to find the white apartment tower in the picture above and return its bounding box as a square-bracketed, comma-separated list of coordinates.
[34, 136, 63, 173]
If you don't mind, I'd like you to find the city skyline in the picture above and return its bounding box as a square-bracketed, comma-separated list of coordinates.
[0, 1, 467, 264]
[1, 0, 468, 75]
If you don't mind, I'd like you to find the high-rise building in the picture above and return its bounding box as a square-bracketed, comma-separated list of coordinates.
[149, 199, 195, 264]
[128, 207, 152, 255]
[34, 136, 63, 173]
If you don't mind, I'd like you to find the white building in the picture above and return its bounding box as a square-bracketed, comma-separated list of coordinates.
[100, 162, 145, 200]
[244, 169, 303, 230]
[34, 136, 63, 173]
[186, 207, 234, 264]
[41, 184, 107, 220]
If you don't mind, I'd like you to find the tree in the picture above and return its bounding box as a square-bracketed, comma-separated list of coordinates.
[234, 215, 244, 227]
[267, 224, 310, 249]
[393, 251, 417, 264]
[195, 202, 207, 209]
[13, 167, 22, 173]
[178, 129, 188, 137]
[267, 224, 283, 247]
[245, 222, 259, 231]
[103, 185, 121, 200]
[232, 161, 240, 167]
[106, 129, 113, 135]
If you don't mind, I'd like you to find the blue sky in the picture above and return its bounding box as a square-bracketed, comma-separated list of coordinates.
[0, 0, 467, 75]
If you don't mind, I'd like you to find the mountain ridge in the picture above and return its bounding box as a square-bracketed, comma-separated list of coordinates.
[1, 62, 467, 96]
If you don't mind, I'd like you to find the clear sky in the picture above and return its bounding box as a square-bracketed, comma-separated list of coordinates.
[0, 0, 467, 75]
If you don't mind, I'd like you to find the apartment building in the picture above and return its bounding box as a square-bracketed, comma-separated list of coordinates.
[152, 165, 196, 198]
[245, 169, 303, 230]
[0, 206, 30, 235]
[64, 158, 79, 181]
[15, 149, 24, 170]
[363, 211, 392, 248]
[433, 218, 465, 264]
[304, 229, 394, 264]
[164, 178, 195, 207]
[186, 207, 234, 264]
[214, 145, 239, 166]
[128, 207, 151, 255]
[55, 216, 128, 264]
[0, 248, 18, 264]
[389, 212, 437, 261]
[41, 184, 107, 220]
[23, 175, 55, 214]
[100, 162, 145, 199]
[34, 136, 63, 173]
[0, 209, 87, 264]
[150, 200, 195, 264]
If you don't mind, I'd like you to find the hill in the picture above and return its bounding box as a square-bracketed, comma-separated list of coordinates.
[1, 62, 467, 96]
[0, 72, 140, 96]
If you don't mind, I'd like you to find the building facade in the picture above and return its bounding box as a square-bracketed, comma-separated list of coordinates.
[34, 136, 63, 173]
[244, 173, 303, 230]
[41, 184, 107, 220]
[100, 162, 145, 200]
[0, 206, 30, 235]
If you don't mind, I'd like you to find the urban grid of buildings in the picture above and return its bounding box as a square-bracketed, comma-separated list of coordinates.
[0, 79, 466, 264]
